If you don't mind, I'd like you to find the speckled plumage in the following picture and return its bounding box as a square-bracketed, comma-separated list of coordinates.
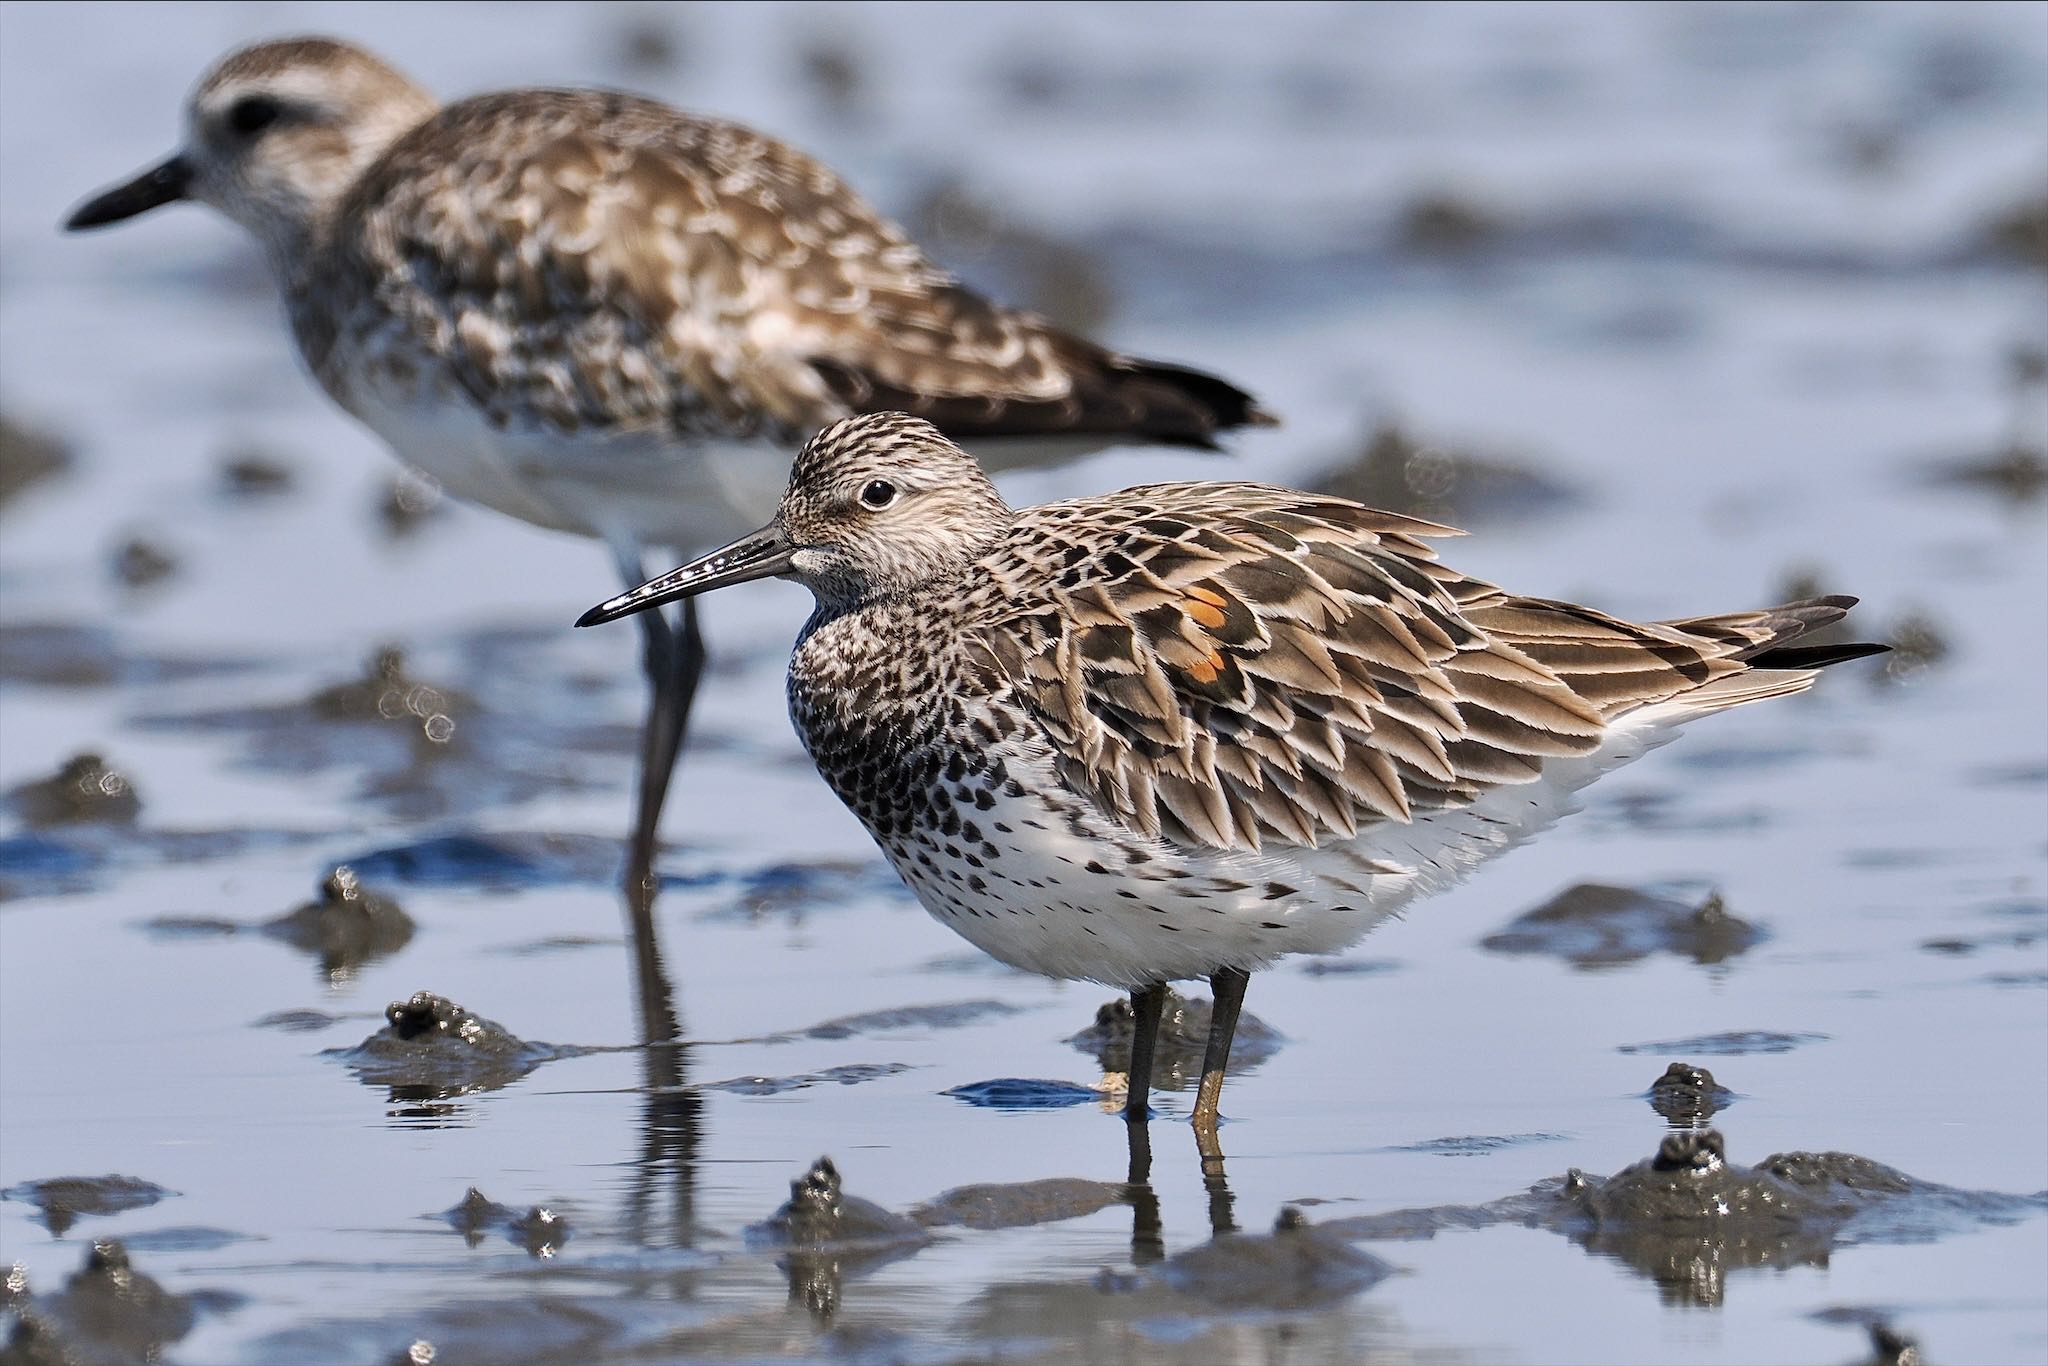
[587, 414, 1885, 990]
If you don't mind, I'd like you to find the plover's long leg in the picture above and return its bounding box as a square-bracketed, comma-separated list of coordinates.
[642, 596, 705, 873]
[1124, 981, 1167, 1125]
[1191, 968, 1250, 1132]
[618, 549, 707, 901]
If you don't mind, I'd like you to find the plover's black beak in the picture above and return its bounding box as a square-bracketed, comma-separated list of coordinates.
[64, 155, 192, 231]
[577, 523, 797, 627]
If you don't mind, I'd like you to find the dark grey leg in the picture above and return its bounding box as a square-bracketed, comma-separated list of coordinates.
[620, 555, 706, 902]
[1124, 981, 1168, 1125]
[1191, 968, 1249, 1132]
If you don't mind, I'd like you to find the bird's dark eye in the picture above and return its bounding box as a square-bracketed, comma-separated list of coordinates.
[226, 95, 282, 137]
[859, 480, 898, 510]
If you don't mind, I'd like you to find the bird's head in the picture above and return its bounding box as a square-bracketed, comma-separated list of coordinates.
[65, 37, 436, 261]
[578, 414, 1014, 626]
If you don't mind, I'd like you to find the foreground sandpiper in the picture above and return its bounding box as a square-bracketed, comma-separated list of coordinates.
[581, 413, 1885, 1133]
[64, 37, 1272, 891]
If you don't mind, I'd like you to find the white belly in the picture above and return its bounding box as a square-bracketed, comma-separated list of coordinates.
[880, 708, 1689, 989]
[341, 378, 787, 552]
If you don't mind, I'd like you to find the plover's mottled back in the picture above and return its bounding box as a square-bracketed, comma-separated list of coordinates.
[581, 413, 1886, 1133]
[65, 37, 1274, 888]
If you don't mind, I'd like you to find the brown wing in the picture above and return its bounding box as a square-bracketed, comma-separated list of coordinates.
[971, 486, 1818, 853]
[329, 91, 1268, 445]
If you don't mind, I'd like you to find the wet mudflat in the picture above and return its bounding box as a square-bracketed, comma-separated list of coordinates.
[2, 4, 2044, 1363]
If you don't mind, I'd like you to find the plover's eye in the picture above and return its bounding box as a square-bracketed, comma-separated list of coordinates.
[858, 480, 898, 510]
[226, 95, 282, 138]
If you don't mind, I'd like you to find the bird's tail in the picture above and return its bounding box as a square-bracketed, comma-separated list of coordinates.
[1662, 594, 1890, 669]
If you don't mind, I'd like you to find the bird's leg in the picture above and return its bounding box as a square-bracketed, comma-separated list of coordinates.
[1191, 967, 1249, 1132]
[620, 553, 707, 904]
[1190, 967, 1248, 1234]
[644, 594, 706, 833]
[624, 600, 677, 903]
[1124, 981, 1167, 1125]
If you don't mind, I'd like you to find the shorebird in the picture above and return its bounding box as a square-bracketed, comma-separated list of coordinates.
[63, 37, 1272, 894]
[579, 413, 1885, 1134]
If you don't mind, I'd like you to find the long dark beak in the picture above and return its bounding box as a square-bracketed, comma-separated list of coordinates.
[64, 155, 192, 231]
[576, 523, 797, 627]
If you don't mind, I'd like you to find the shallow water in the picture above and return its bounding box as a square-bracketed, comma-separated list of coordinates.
[2, 3, 2045, 1362]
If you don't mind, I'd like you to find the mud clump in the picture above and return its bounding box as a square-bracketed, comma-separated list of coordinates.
[262, 866, 415, 980]
[323, 992, 579, 1102]
[1927, 442, 2046, 503]
[797, 999, 1021, 1041]
[0, 1175, 176, 1237]
[1069, 988, 1280, 1090]
[796, 31, 870, 123]
[1483, 883, 1762, 969]
[7, 1240, 216, 1365]
[5, 754, 140, 827]
[912, 1177, 1125, 1231]
[1646, 1062, 1734, 1127]
[375, 471, 447, 539]
[216, 448, 296, 498]
[1572, 1131, 1831, 1228]
[108, 535, 178, 590]
[705, 1062, 911, 1096]
[1330, 1120, 2046, 1308]
[909, 179, 1113, 335]
[0, 416, 73, 511]
[1157, 1207, 1393, 1310]
[1556, 1130, 1841, 1306]
[436, 1188, 570, 1258]
[723, 857, 896, 920]
[748, 1157, 930, 1320]
[752, 1157, 927, 1250]
[1874, 610, 1950, 686]
[1619, 1029, 1828, 1057]
[611, 10, 687, 77]
[1312, 421, 1578, 528]
[1978, 193, 2048, 269]
[1395, 191, 1509, 256]
[310, 648, 463, 746]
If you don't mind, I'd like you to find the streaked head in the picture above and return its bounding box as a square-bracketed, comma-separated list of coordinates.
[64, 37, 436, 258]
[579, 414, 1013, 626]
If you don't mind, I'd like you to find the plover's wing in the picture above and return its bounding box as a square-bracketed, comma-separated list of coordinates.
[972, 484, 1856, 852]
[332, 92, 1267, 447]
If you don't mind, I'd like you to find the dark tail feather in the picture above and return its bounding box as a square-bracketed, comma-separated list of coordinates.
[1732, 594, 1861, 654]
[1746, 641, 1892, 669]
[1101, 356, 1280, 447]
[1730, 596, 1889, 669]
[1666, 594, 1889, 668]
[811, 349, 1275, 451]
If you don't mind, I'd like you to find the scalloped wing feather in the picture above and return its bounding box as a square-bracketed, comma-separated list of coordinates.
[973, 485, 1784, 854]
[321, 91, 1263, 447]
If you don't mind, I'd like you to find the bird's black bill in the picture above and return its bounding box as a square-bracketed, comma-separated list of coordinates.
[577, 524, 796, 627]
[64, 156, 192, 231]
